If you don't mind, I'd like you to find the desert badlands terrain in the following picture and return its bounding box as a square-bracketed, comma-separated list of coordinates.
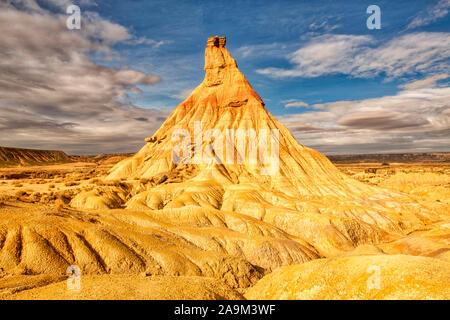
[0, 36, 449, 300]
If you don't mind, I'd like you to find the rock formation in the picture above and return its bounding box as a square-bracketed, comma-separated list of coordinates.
[106, 35, 378, 201]
[1, 37, 448, 300]
[73, 36, 444, 258]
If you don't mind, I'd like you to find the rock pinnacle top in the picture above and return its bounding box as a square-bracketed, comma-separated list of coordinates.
[207, 35, 226, 47]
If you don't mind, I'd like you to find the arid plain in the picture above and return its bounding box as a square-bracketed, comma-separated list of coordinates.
[0, 150, 449, 299]
[0, 36, 449, 300]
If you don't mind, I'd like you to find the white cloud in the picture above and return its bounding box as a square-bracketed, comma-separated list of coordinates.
[407, 0, 450, 29]
[8, 0, 97, 13]
[234, 43, 290, 59]
[284, 100, 309, 108]
[257, 32, 450, 79]
[279, 83, 450, 154]
[82, 11, 131, 45]
[399, 74, 449, 90]
[309, 21, 339, 32]
[170, 88, 194, 101]
[125, 37, 170, 47]
[301, 20, 341, 40]
[0, 3, 167, 154]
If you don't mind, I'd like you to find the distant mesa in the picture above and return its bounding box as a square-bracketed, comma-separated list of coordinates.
[0, 146, 134, 167]
[328, 152, 450, 163]
[0, 146, 71, 167]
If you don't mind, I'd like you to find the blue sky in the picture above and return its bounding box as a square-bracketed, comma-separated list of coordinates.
[92, 0, 449, 115]
[0, 0, 449, 154]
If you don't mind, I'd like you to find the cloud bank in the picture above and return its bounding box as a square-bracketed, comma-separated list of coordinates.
[259, 30, 450, 154]
[0, 3, 169, 154]
[279, 82, 450, 154]
[257, 32, 450, 78]
[407, 0, 450, 29]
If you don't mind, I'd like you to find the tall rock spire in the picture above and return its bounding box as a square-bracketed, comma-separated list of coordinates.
[73, 37, 438, 257]
[105, 36, 378, 199]
[202, 36, 264, 106]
